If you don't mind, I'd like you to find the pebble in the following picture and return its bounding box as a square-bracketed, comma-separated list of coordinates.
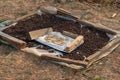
[76, 52, 80, 54]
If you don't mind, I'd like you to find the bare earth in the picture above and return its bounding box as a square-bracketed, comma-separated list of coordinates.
[0, 0, 120, 80]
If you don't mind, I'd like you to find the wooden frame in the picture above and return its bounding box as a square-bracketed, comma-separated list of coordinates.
[0, 7, 120, 69]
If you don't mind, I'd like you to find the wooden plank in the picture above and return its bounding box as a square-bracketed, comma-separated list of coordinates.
[85, 35, 116, 61]
[0, 31, 26, 49]
[58, 8, 118, 34]
[21, 47, 57, 56]
[57, 8, 80, 19]
[65, 36, 84, 52]
[97, 42, 120, 60]
[41, 55, 88, 67]
[15, 12, 36, 22]
[86, 37, 120, 68]
[21, 47, 87, 68]
[29, 27, 53, 40]
[62, 31, 78, 39]
[86, 51, 101, 62]
[86, 37, 120, 61]
[77, 19, 117, 35]
[51, 61, 85, 70]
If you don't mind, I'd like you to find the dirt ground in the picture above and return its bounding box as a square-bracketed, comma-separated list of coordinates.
[0, 0, 120, 80]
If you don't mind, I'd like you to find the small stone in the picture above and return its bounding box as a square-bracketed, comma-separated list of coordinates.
[76, 52, 80, 54]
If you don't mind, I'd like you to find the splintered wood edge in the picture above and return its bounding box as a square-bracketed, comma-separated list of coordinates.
[86, 37, 120, 68]
[0, 31, 26, 49]
[41, 55, 88, 68]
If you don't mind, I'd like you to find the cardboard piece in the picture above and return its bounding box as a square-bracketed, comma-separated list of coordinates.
[29, 27, 53, 40]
